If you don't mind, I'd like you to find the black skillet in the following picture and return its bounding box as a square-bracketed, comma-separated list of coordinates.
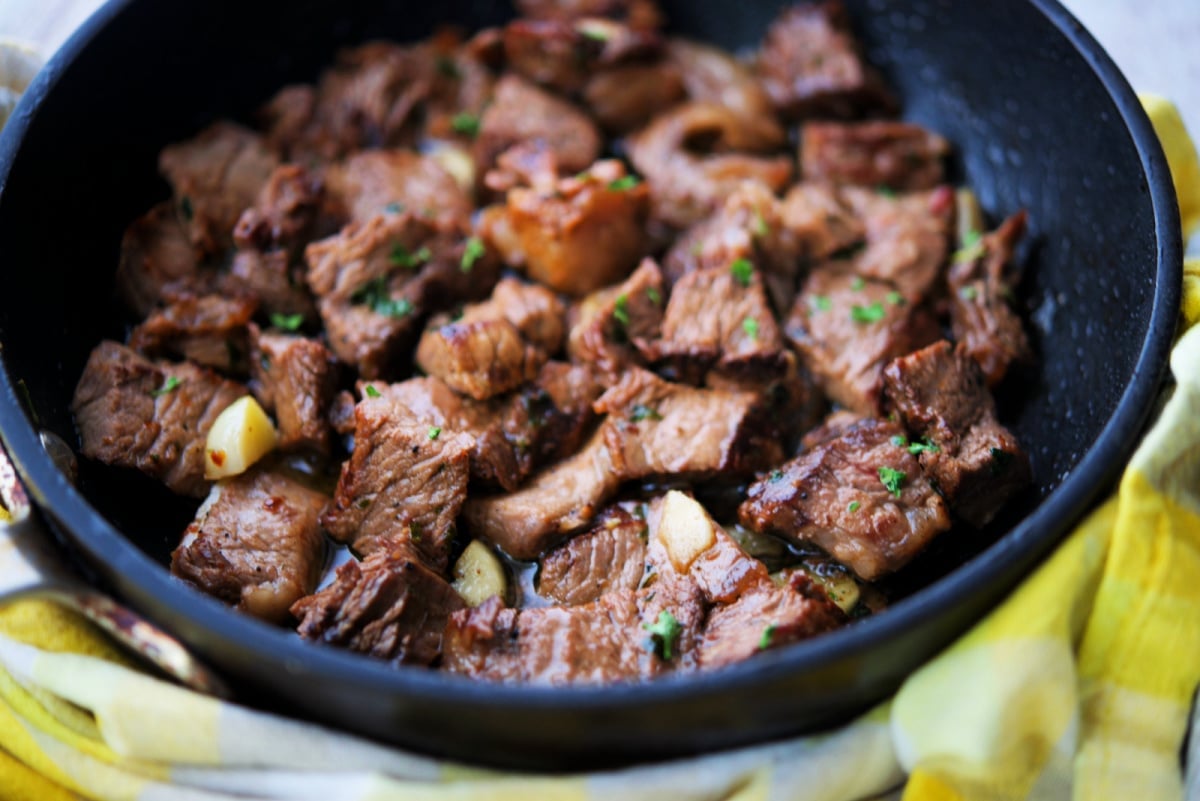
[0, 0, 1181, 770]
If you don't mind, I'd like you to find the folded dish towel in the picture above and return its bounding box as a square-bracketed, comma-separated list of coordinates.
[1, 38, 1198, 798]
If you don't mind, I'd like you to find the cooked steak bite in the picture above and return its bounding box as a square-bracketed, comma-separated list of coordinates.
[537, 505, 649, 606]
[474, 74, 601, 179]
[786, 266, 940, 414]
[443, 575, 705, 683]
[321, 395, 473, 571]
[129, 291, 258, 374]
[652, 264, 786, 382]
[259, 84, 316, 157]
[463, 427, 619, 560]
[780, 182, 866, 264]
[583, 62, 686, 134]
[158, 122, 280, 258]
[882, 341, 1031, 527]
[567, 258, 664, 376]
[116, 202, 208, 317]
[232, 164, 324, 254]
[324, 149, 472, 233]
[171, 467, 328, 623]
[666, 38, 775, 122]
[501, 18, 660, 95]
[249, 328, 339, 454]
[291, 544, 466, 665]
[800, 122, 950, 191]
[840, 186, 954, 302]
[72, 341, 245, 498]
[595, 367, 784, 480]
[947, 211, 1031, 386]
[739, 415, 952, 581]
[704, 350, 827, 445]
[757, 0, 895, 119]
[224, 248, 318, 322]
[482, 161, 651, 297]
[416, 278, 565, 400]
[626, 102, 793, 229]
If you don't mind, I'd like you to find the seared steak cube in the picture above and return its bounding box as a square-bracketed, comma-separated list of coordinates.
[739, 415, 952, 581]
[129, 292, 258, 373]
[171, 467, 328, 623]
[321, 394, 473, 571]
[780, 182, 866, 264]
[841, 186, 954, 303]
[233, 164, 324, 254]
[595, 367, 785, 480]
[538, 505, 649, 605]
[583, 61, 685, 134]
[72, 341, 245, 498]
[115, 202, 205, 317]
[292, 544, 466, 665]
[225, 248, 317, 322]
[567, 258, 664, 377]
[249, 329, 339, 454]
[882, 341, 1031, 527]
[324, 149, 472, 233]
[757, 0, 895, 119]
[947, 211, 1032, 386]
[786, 266, 940, 414]
[800, 122, 950, 191]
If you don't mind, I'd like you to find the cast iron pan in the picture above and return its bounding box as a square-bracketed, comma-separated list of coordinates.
[0, 0, 1181, 770]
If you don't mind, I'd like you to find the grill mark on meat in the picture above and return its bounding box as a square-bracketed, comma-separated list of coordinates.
[567, 258, 664, 377]
[538, 506, 649, 605]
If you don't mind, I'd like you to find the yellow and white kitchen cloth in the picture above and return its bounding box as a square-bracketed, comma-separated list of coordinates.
[1, 37, 1199, 799]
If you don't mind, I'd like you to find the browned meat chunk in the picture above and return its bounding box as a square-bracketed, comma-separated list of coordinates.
[128, 292, 257, 373]
[583, 62, 685, 133]
[780, 182, 866, 263]
[292, 544, 466, 665]
[443, 576, 705, 683]
[249, 329, 338, 454]
[595, 367, 784, 480]
[786, 266, 940, 414]
[305, 211, 499, 378]
[651, 264, 786, 382]
[232, 164, 324, 254]
[259, 84, 316, 155]
[321, 394, 473, 571]
[538, 505, 649, 605]
[882, 341, 1031, 527]
[482, 161, 650, 296]
[840, 186, 954, 302]
[739, 415, 952, 581]
[567, 258, 664, 376]
[463, 428, 619, 560]
[666, 38, 775, 121]
[947, 211, 1032, 386]
[323, 149, 472, 233]
[158, 122, 280, 258]
[171, 467, 328, 623]
[800, 121, 950, 191]
[71, 342, 244, 498]
[502, 18, 661, 95]
[703, 350, 827, 444]
[115, 202, 205, 317]
[416, 278, 565, 400]
[474, 75, 601, 179]
[757, 0, 895, 119]
[626, 102, 793, 229]
[223, 248, 317, 322]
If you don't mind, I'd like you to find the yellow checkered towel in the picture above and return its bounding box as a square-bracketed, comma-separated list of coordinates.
[0, 44, 1198, 800]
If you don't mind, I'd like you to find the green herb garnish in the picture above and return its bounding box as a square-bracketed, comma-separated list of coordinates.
[730, 258, 754, 287]
[629, 403, 662, 422]
[758, 624, 777, 650]
[645, 286, 662, 305]
[613, 294, 630, 325]
[848, 501, 861, 513]
[461, 236, 485, 272]
[179, 196, 194, 221]
[878, 466, 906, 498]
[643, 610, 682, 660]
[270, 312, 304, 331]
[428, 425, 442, 441]
[390, 244, 431, 269]
[959, 285, 979, 301]
[850, 276, 866, 291]
[608, 175, 641, 191]
[451, 112, 481, 137]
[752, 211, 769, 237]
[742, 316, 760, 340]
[364, 385, 382, 398]
[908, 438, 941, 455]
[886, 290, 905, 306]
[953, 229, 985, 263]
[811, 295, 833, 312]
[768, 468, 785, 482]
[352, 276, 413, 318]
[850, 302, 886, 323]
[891, 434, 908, 447]
[876, 185, 896, 198]
[151, 375, 181, 397]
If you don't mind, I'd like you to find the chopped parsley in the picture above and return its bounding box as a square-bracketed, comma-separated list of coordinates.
[645, 286, 662, 305]
[768, 468, 785, 482]
[613, 294, 631, 325]
[389, 244, 431, 269]
[908, 438, 941, 455]
[579, 24, 611, 41]
[959, 285, 979, 301]
[848, 501, 861, 513]
[886, 290, 905, 306]
[269, 312, 304, 331]
[151, 375, 181, 397]
[428, 425, 442, 441]
[729, 257, 754, 287]
[878, 466, 906, 498]
[451, 112, 481, 138]
[891, 434, 908, 447]
[352, 276, 413, 318]
[811, 295, 833, 312]
[876, 185, 896, 198]
[758, 624, 777, 650]
[364, 385, 382, 398]
[953, 229, 985, 263]
[608, 175, 641, 191]
[643, 610, 682, 660]
[850, 276, 866, 292]
[849, 302, 886, 323]
[629, 403, 663, 422]
[460, 236, 485, 272]
[752, 211, 769, 237]
[742, 316, 760, 340]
